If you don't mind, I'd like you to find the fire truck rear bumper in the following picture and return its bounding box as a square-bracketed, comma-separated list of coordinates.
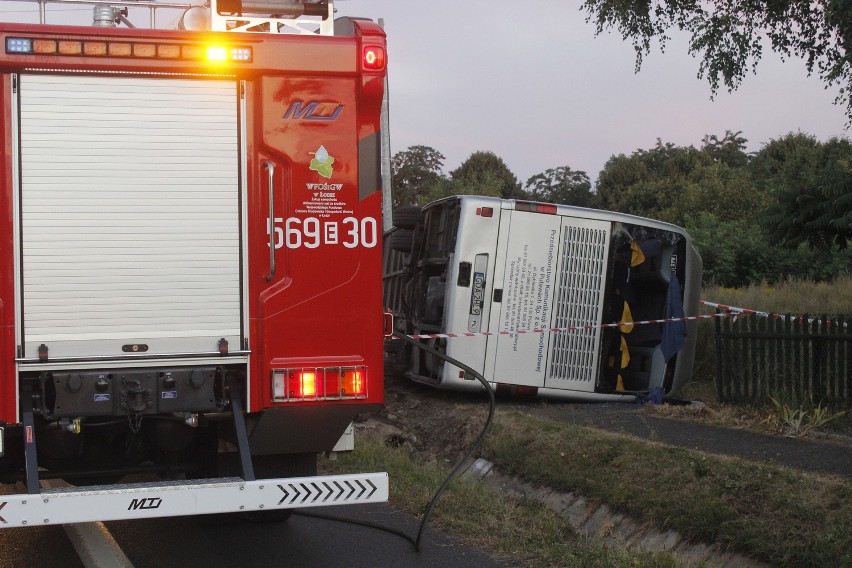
[0, 472, 388, 528]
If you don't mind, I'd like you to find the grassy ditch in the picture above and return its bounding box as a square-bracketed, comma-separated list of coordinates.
[322, 439, 691, 568]
[324, 409, 851, 567]
[484, 412, 851, 567]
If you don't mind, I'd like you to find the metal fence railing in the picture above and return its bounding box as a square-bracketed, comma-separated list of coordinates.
[714, 313, 851, 406]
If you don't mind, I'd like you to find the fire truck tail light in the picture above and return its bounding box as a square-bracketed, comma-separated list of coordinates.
[272, 372, 286, 399]
[298, 371, 317, 398]
[340, 370, 365, 396]
[272, 366, 368, 402]
[363, 46, 385, 70]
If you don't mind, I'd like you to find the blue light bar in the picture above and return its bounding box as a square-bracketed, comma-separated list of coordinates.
[6, 38, 33, 54]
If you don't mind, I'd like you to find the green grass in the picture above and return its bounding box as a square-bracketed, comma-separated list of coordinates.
[484, 412, 852, 567]
[326, 414, 852, 567]
[702, 275, 852, 316]
[325, 394, 851, 568]
[323, 440, 696, 568]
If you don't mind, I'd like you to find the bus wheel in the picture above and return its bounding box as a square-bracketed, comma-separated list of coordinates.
[389, 230, 414, 253]
[393, 207, 422, 230]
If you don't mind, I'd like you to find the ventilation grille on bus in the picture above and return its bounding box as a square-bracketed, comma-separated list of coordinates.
[548, 225, 608, 383]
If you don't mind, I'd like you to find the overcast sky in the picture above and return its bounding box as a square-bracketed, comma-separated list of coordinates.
[337, 1, 850, 185]
[3, 0, 848, 185]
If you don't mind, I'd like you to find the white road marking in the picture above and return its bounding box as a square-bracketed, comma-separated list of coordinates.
[40, 480, 134, 568]
[63, 522, 135, 568]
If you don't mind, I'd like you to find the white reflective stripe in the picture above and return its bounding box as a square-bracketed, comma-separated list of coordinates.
[0, 473, 388, 528]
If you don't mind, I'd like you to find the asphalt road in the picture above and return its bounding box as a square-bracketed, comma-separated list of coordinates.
[0, 524, 84, 568]
[0, 502, 505, 567]
[0, 474, 504, 568]
[522, 400, 852, 479]
[105, 504, 504, 568]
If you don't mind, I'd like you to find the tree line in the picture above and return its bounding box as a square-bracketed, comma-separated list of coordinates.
[390, 131, 851, 287]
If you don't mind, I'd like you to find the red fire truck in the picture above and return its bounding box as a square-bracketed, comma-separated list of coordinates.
[0, 0, 388, 527]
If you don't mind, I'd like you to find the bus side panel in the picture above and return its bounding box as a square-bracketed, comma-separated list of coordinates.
[489, 211, 562, 388]
[1, 73, 16, 424]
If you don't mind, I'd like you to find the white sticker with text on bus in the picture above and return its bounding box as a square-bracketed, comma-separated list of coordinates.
[268, 216, 378, 249]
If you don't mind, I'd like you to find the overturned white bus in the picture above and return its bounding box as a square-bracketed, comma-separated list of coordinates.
[383, 196, 702, 401]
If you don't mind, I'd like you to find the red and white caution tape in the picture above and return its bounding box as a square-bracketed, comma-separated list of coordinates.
[700, 300, 847, 327]
[700, 300, 772, 317]
[388, 312, 735, 341]
[388, 300, 847, 342]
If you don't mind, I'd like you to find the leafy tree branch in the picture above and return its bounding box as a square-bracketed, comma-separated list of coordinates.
[582, 0, 852, 121]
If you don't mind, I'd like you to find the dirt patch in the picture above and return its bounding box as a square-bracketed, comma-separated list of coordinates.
[363, 375, 496, 463]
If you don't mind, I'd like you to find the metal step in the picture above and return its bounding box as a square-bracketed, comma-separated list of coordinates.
[0, 472, 389, 528]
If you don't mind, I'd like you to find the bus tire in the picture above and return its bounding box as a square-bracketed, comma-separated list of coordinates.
[389, 230, 414, 253]
[393, 207, 422, 230]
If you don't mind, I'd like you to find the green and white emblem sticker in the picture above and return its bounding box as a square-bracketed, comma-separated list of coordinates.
[309, 145, 334, 178]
